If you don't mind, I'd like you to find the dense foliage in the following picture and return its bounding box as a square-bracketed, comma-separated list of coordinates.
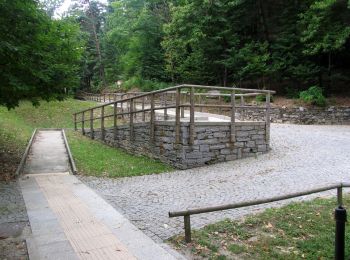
[82, 0, 350, 94]
[0, 0, 84, 108]
[1, 0, 350, 108]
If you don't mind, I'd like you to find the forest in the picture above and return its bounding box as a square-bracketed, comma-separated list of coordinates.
[1, 0, 350, 108]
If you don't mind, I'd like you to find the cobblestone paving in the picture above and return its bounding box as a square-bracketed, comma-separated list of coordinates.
[79, 124, 350, 242]
[0, 180, 29, 260]
[0, 181, 28, 225]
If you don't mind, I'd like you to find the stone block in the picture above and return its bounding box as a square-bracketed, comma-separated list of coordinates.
[200, 145, 210, 152]
[220, 149, 231, 155]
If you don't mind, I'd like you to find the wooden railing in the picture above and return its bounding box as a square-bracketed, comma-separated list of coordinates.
[169, 182, 350, 244]
[73, 84, 275, 146]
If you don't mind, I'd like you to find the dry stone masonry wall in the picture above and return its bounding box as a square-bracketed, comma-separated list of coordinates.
[240, 106, 350, 125]
[86, 121, 268, 169]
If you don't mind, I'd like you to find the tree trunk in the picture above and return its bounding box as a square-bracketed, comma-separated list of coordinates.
[327, 51, 332, 95]
[223, 67, 227, 87]
[258, 0, 270, 43]
[91, 21, 106, 89]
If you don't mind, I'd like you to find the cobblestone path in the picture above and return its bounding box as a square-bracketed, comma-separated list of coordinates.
[79, 124, 350, 242]
[0, 181, 29, 259]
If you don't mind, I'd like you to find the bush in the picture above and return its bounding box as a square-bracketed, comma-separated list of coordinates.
[299, 86, 326, 107]
[122, 76, 170, 92]
[255, 94, 273, 103]
[285, 86, 299, 99]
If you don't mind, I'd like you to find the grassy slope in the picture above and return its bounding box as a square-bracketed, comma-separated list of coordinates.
[0, 99, 172, 178]
[170, 196, 350, 259]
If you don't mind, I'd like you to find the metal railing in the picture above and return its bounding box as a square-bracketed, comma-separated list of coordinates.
[73, 84, 275, 146]
[168, 182, 350, 259]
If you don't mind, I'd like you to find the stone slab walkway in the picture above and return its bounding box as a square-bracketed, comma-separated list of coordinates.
[79, 123, 350, 242]
[20, 130, 180, 259]
[24, 130, 69, 174]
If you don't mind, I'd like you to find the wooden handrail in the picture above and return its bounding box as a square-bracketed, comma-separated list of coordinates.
[73, 84, 275, 155]
[169, 182, 350, 242]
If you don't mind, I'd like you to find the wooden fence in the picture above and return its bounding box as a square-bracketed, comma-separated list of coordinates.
[74, 84, 275, 146]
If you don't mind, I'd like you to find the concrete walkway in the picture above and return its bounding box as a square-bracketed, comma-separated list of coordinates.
[20, 130, 180, 260]
[24, 130, 69, 174]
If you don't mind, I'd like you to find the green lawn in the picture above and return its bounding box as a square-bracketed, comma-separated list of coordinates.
[170, 196, 350, 259]
[0, 98, 172, 178]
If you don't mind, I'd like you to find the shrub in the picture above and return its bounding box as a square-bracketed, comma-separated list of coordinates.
[285, 86, 299, 99]
[255, 94, 273, 103]
[122, 76, 170, 92]
[299, 86, 326, 107]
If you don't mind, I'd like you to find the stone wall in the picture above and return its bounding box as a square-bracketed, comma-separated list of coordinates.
[85, 121, 268, 169]
[240, 106, 350, 125]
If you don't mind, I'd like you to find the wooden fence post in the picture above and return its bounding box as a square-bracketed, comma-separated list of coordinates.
[101, 106, 105, 140]
[184, 215, 191, 243]
[164, 93, 168, 120]
[175, 88, 181, 145]
[230, 91, 236, 143]
[150, 94, 155, 145]
[189, 87, 195, 145]
[181, 92, 185, 118]
[240, 96, 245, 120]
[130, 98, 134, 141]
[265, 93, 271, 145]
[121, 95, 125, 120]
[74, 114, 77, 131]
[90, 109, 94, 139]
[82, 111, 85, 135]
[142, 96, 145, 122]
[114, 103, 118, 140]
[219, 95, 222, 114]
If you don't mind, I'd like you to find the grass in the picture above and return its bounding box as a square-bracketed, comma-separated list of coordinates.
[67, 131, 172, 177]
[0, 98, 172, 179]
[170, 196, 350, 259]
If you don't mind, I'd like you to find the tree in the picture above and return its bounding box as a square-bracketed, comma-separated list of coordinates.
[300, 0, 350, 92]
[0, 0, 84, 108]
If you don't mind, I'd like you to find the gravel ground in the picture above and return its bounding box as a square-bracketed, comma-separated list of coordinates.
[0, 180, 29, 260]
[79, 123, 350, 242]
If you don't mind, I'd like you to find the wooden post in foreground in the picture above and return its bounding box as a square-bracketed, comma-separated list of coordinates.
[184, 215, 191, 243]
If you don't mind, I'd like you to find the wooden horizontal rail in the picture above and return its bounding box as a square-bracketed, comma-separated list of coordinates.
[75, 84, 275, 114]
[74, 84, 275, 157]
[168, 182, 350, 242]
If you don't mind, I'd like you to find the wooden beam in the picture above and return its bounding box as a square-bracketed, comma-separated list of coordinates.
[175, 88, 181, 144]
[130, 98, 134, 141]
[113, 103, 117, 140]
[189, 87, 195, 145]
[265, 93, 271, 145]
[90, 109, 94, 139]
[101, 106, 105, 140]
[150, 94, 155, 144]
[230, 91, 236, 143]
